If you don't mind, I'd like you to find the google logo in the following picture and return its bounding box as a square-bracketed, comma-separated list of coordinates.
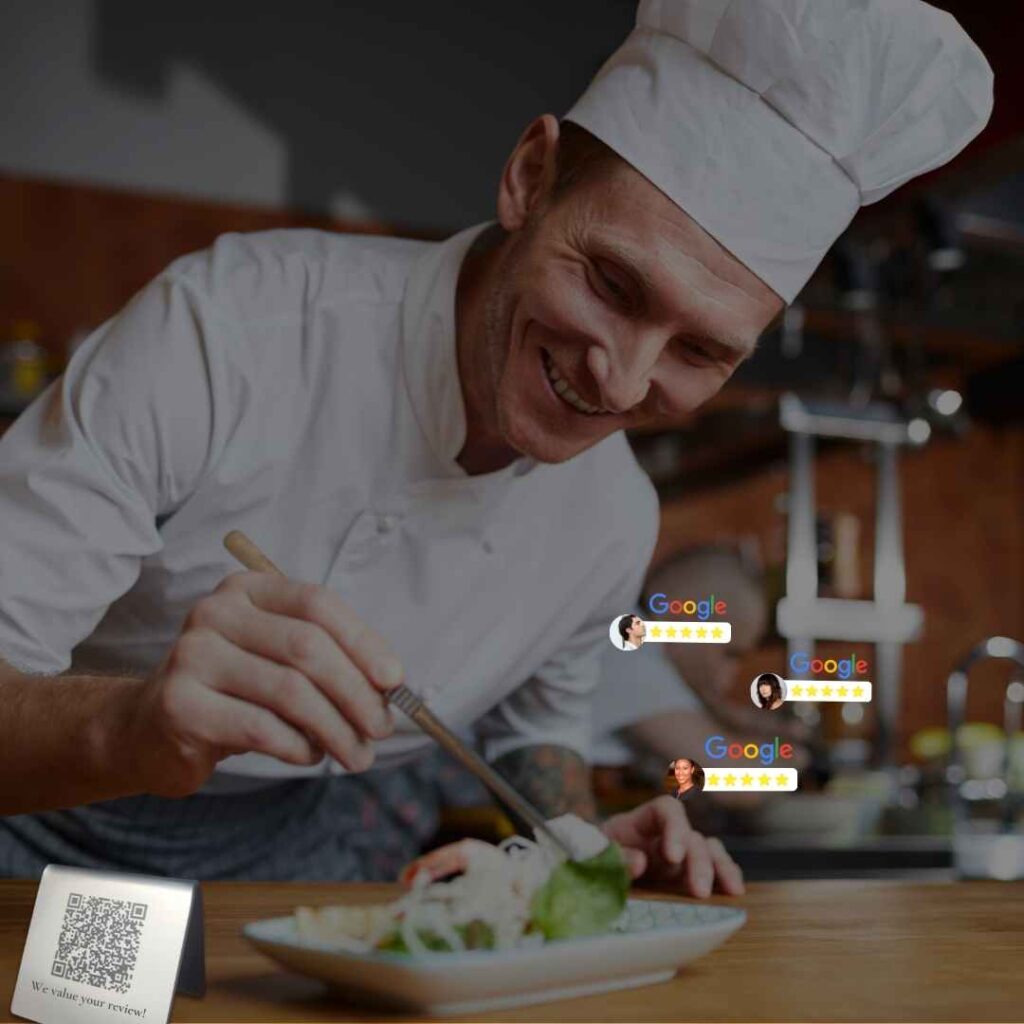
[704, 735, 794, 766]
[648, 593, 727, 620]
[789, 652, 868, 680]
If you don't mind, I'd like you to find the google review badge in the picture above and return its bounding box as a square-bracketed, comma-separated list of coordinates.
[609, 614, 730, 651]
[750, 671, 872, 709]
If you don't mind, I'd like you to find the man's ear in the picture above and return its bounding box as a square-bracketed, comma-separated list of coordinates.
[496, 114, 560, 232]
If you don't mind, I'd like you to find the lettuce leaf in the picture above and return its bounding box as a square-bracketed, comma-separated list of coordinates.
[529, 842, 630, 941]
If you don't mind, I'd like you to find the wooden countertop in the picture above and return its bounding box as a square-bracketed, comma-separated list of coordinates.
[2, 879, 1020, 1022]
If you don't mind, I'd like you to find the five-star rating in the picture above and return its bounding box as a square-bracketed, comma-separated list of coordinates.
[783, 679, 872, 703]
[645, 621, 732, 644]
[704, 767, 798, 791]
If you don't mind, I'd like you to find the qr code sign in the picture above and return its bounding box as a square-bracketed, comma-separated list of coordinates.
[51, 893, 147, 994]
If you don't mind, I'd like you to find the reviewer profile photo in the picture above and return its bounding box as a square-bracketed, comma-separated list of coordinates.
[609, 613, 646, 651]
[751, 672, 786, 711]
[667, 757, 705, 801]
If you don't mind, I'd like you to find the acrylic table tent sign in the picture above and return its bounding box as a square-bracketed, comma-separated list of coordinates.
[12, 864, 204, 1024]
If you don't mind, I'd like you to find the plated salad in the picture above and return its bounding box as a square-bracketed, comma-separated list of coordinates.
[294, 815, 631, 955]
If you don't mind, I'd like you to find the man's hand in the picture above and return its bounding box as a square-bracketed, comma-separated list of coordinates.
[601, 795, 745, 897]
[492, 746, 742, 900]
[127, 571, 404, 797]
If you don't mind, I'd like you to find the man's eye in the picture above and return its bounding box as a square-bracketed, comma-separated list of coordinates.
[600, 270, 627, 299]
[677, 338, 719, 367]
[590, 261, 632, 308]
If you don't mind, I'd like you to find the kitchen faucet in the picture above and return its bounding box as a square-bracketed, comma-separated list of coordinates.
[945, 635, 1024, 878]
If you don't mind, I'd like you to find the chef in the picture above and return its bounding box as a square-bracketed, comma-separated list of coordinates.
[0, 1, 991, 892]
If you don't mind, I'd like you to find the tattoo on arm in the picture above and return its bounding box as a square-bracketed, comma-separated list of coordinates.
[491, 744, 597, 824]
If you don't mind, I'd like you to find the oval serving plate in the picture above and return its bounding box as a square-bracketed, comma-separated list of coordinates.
[243, 897, 745, 1016]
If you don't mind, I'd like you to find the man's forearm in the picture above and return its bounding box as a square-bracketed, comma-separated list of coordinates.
[491, 744, 598, 823]
[0, 668, 144, 815]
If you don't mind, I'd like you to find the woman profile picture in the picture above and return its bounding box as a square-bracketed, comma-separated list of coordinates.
[751, 672, 786, 710]
[609, 613, 646, 651]
[667, 757, 705, 800]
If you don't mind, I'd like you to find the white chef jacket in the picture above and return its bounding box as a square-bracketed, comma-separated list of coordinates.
[0, 223, 658, 789]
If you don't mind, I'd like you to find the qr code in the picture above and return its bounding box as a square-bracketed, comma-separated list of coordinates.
[51, 893, 147, 995]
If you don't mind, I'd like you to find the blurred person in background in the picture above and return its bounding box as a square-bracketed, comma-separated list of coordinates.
[592, 546, 807, 775]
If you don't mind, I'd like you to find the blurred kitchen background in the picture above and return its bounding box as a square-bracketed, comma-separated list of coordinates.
[2, 0, 1022, 881]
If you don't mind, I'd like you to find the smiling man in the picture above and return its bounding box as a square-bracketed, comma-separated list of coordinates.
[455, 119, 780, 475]
[0, 0, 990, 892]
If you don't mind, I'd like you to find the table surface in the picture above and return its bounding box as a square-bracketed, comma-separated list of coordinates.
[2, 878, 1021, 1022]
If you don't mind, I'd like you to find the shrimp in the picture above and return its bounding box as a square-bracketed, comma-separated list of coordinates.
[399, 838, 505, 885]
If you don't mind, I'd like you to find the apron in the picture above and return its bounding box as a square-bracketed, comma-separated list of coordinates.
[0, 755, 442, 881]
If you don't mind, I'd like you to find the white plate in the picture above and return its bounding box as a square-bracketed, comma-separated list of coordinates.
[243, 898, 745, 1015]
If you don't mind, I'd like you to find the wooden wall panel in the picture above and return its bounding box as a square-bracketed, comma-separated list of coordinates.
[1, 173, 400, 357]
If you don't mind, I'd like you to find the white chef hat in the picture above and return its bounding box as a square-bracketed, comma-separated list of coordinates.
[565, 0, 993, 302]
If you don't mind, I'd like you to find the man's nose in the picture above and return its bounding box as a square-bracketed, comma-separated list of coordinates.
[587, 328, 666, 414]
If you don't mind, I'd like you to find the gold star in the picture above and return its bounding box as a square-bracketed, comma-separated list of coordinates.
[665, 627, 677, 638]
[759, 774, 771, 787]
[837, 686, 848, 698]
[790, 684, 803, 697]
[777, 773, 789, 787]
[712, 626, 723, 639]
[649, 626, 662, 638]
[806, 685, 818, 698]
[853, 685, 864, 699]
[741, 773, 754, 787]
[681, 627, 692, 639]
[725, 773, 737, 787]
[696, 627, 707, 639]
[822, 685, 833, 698]
[707, 774, 720, 787]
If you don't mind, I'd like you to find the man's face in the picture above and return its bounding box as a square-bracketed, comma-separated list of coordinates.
[628, 616, 646, 645]
[482, 130, 783, 464]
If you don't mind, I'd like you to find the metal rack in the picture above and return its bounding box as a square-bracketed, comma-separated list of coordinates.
[777, 393, 925, 764]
